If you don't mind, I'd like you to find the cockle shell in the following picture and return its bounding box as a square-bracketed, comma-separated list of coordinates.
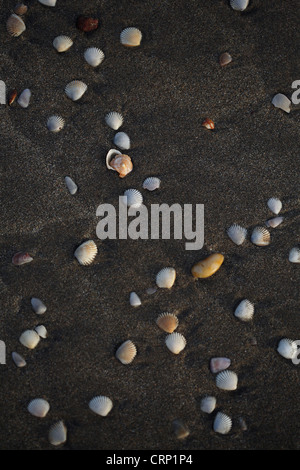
[17, 88, 31, 108]
[123, 189, 143, 208]
[12, 252, 33, 265]
[289, 247, 300, 263]
[105, 112, 124, 130]
[120, 27, 142, 47]
[210, 357, 231, 374]
[89, 396, 113, 417]
[251, 226, 270, 246]
[115, 340, 137, 364]
[213, 412, 232, 435]
[216, 370, 238, 391]
[65, 80, 87, 101]
[277, 338, 298, 360]
[265, 217, 284, 228]
[74, 240, 97, 265]
[234, 299, 254, 322]
[12, 351, 27, 367]
[113, 131, 130, 150]
[267, 197, 282, 215]
[38, 0, 56, 6]
[202, 118, 215, 129]
[106, 149, 133, 178]
[27, 398, 50, 418]
[272, 93, 291, 113]
[165, 332, 186, 354]
[156, 267, 176, 289]
[35, 325, 47, 338]
[172, 419, 190, 440]
[19, 330, 40, 349]
[156, 313, 179, 333]
[143, 177, 161, 191]
[84, 47, 105, 67]
[14, 4, 28, 16]
[7, 14, 26, 37]
[31, 297, 47, 315]
[230, 0, 249, 11]
[191, 253, 224, 279]
[129, 291, 142, 307]
[219, 52, 232, 66]
[200, 396, 217, 414]
[64, 176, 78, 195]
[227, 224, 247, 245]
[48, 420, 67, 446]
[53, 36, 73, 52]
[47, 115, 65, 132]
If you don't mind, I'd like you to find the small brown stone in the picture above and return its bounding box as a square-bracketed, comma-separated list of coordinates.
[76, 16, 99, 32]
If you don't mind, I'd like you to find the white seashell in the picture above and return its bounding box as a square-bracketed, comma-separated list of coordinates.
[31, 297, 47, 315]
[64, 176, 78, 195]
[65, 80, 87, 101]
[123, 189, 143, 208]
[289, 247, 300, 263]
[89, 396, 113, 417]
[106, 149, 122, 169]
[84, 47, 105, 67]
[7, 13, 26, 37]
[113, 131, 130, 150]
[272, 93, 291, 113]
[200, 396, 217, 414]
[12, 351, 27, 367]
[74, 240, 97, 265]
[227, 224, 247, 245]
[213, 412, 232, 435]
[234, 299, 254, 322]
[115, 340, 137, 364]
[267, 197, 282, 215]
[17, 88, 31, 108]
[165, 332, 186, 354]
[143, 177, 161, 191]
[19, 329, 40, 349]
[216, 370, 238, 391]
[48, 420, 67, 446]
[35, 325, 47, 338]
[47, 115, 65, 132]
[251, 226, 270, 246]
[265, 216, 284, 228]
[230, 0, 249, 11]
[120, 27, 142, 47]
[129, 291, 142, 307]
[38, 0, 57, 6]
[27, 398, 50, 418]
[105, 112, 124, 130]
[210, 357, 231, 374]
[156, 267, 176, 289]
[53, 36, 73, 52]
[277, 338, 298, 360]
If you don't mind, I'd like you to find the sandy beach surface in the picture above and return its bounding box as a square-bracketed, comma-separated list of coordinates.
[0, 0, 299, 450]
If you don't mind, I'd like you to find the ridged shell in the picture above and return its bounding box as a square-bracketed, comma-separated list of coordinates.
[106, 149, 133, 178]
[213, 412, 232, 435]
[251, 226, 270, 246]
[17, 88, 31, 108]
[12, 252, 33, 265]
[48, 420, 67, 446]
[234, 299, 254, 322]
[12, 351, 27, 367]
[31, 297, 47, 315]
[113, 131, 130, 150]
[123, 189, 143, 208]
[227, 224, 247, 245]
[105, 112, 124, 130]
[65, 80, 87, 101]
[289, 247, 300, 263]
[19, 330, 40, 349]
[27, 398, 50, 418]
[272, 93, 291, 113]
[74, 240, 97, 265]
[156, 313, 179, 333]
[265, 216, 284, 228]
[38, 0, 57, 6]
[165, 332, 186, 354]
[191, 253, 224, 279]
[200, 396, 217, 414]
[53, 36, 73, 52]
[143, 177, 161, 191]
[267, 197, 282, 215]
[129, 291, 141, 307]
[156, 267, 176, 288]
[89, 396, 113, 416]
[277, 338, 298, 360]
[120, 27, 142, 47]
[115, 340, 137, 364]
[216, 370, 238, 391]
[230, 0, 249, 11]
[219, 52, 232, 66]
[47, 115, 65, 132]
[35, 325, 47, 338]
[172, 419, 190, 440]
[210, 357, 231, 374]
[64, 176, 78, 195]
[84, 47, 105, 67]
[7, 14, 26, 37]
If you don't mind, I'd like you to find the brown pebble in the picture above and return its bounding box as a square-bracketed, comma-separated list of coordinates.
[76, 16, 99, 32]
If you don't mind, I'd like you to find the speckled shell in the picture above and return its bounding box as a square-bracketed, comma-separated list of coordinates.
[7, 13, 26, 37]
[230, 0, 249, 11]
[48, 421, 67, 446]
[65, 80, 87, 101]
[191, 253, 224, 279]
[89, 396, 113, 416]
[123, 189, 143, 208]
[156, 267, 176, 288]
[84, 47, 105, 67]
[277, 338, 298, 360]
[267, 197, 282, 215]
[105, 112, 124, 130]
[156, 313, 179, 333]
[31, 297, 47, 315]
[116, 340, 137, 364]
[251, 226, 270, 246]
[272, 93, 291, 113]
[234, 299, 254, 322]
[113, 131, 130, 150]
[19, 330, 40, 349]
[216, 370, 238, 391]
[200, 396, 217, 414]
[289, 247, 300, 263]
[213, 412, 232, 434]
[106, 149, 133, 178]
[47, 115, 65, 132]
[120, 27, 142, 47]
[53, 36, 73, 52]
[27, 398, 50, 418]
[165, 332, 186, 354]
[74, 240, 97, 265]
[227, 224, 247, 245]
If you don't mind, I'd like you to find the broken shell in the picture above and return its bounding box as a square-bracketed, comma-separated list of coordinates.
[14, 4, 28, 16]
[74, 240, 97, 265]
[35, 325, 47, 338]
[129, 291, 141, 307]
[12, 252, 33, 265]
[106, 150, 133, 178]
[267, 197, 282, 215]
[115, 340, 137, 364]
[53, 36, 73, 52]
[123, 189, 143, 208]
[76, 16, 99, 32]
[172, 419, 190, 439]
[19, 330, 40, 349]
[38, 0, 57, 6]
[234, 299, 254, 322]
[31, 297, 47, 315]
[213, 412, 232, 435]
[265, 216, 284, 228]
[113, 131, 130, 150]
[202, 118, 215, 129]
[200, 396, 217, 414]
[89, 396, 113, 417]
[227, 224, 247, 245]
[8, 89, 18, 105]
[27, 398, 50, 418]
[84, 47, 105, 67]
[230, 0, 249, 11]
[156, 267, 176, 289]
[7, 13, 26, 37]
[165, 332, 186, 354]
[17, 88, 31, 108]
[48, 420, 67, 446]
[105, 112, 124, 130]
[277, 338, 298, 360]
[219, 52, 232, 66]
[12, 351, 27, 367]
[251, 226, 270, 246]
[272, 93, 291, 113]
[143, 177, 161, 191]
[65, 80, 87, 101]
[156, 313, 179, 333]
[47, 115, 65, 132]
[120, 27, 142, 47]
[216, 370, 238, 391]
[289, 247, 300, 263]
[64, 176, 78, 195]
[210, 357, 231, 374]
[191, 253, 224, 279]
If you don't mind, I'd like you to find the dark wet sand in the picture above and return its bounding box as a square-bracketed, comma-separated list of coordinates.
[0, 0, 299, 450]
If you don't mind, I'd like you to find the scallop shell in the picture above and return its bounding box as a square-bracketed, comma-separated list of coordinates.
[7, 14, 26, 37]
[143, 177, 161, 191]
[202, 118, 215, 129]
[210, 357, 231, 374]
[165, 332, 186, 354]
[64, 176, 78, 195]
[74, 240, 97, 265]
[53, 36, 73, 52]
[191, 253, 224, 279]
[106, 149, 133, 178]
[84, 47, 105, 67]
[65, 80, 87, 101]
[35, 325, 47, 338]
[200, 396, 217, 414]
[113, 131, 130, 150]
[234, 299, 254, 322]
[216, 370, 238, 391]
[48, 420, 67, 446]
[115, 340, 137, 364]
[19, 330, 40, 349]
[219, 52, 232, 66]
[105, 112, 124, 130]
[172, 419, 190, 440]
[12, 252, 33, 265]
[89, 396, 113, 417]
[272, 93, 291, 113]
[14, 4, 28, 16]
[213, 412, 232, 435]
[120, 27, 142, 47]
[156, 267, 176, 289]
[277, 338, 298, 360]
[123, 189, 143, 208]
[47, 115, 65, 132]
[251, 226, 270, 246]
[289, 247, 300, 263]
[230, 0, 249, 11]
[38, 0, 57, 6]
[12, 351, 27, 367]
[265, 216, 284, 228]
[129, 291, 142, 307]
[227, 224, 247, 245]
[267, 197, 282, 215]
[27, 398, 50, 418]
[17, 88, 31, 108]
[156, 313, 179, 333]
[31, 297, 47, 315]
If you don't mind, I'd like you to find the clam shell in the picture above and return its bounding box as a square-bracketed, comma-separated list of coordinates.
[230, 0, 249, 11]
[251, 226, 270, 246]
[105, 112, 124, 130]
[277, 338, 298, 360]
[64, 176, 78, 195]
[47, 115, 65, 132]
[272, 93, 291, 113]
[129, 291, 142, 307]
[234, 299, 254, 322]
[120, 27, 142, 47]
[156, 313, 179, 333]
[210, 357, 231, 374]
[165, 332, 186, 354]
[53, 36, 73, 52]
[113, 131, 130, 150]
[172, 419, 190, 440]
[48, 420, 67, 446]
[7, 13, 26, 37]
[143, 177, 161, 191]
[213, 412, 232, 435]
[123, 189, 143, 208]
[17, 88, 31, 108]
[216, 370, 238, 391]
[156, 267, 176, 289]
[35, 325, 47, 338]
[12, 351, 27, 367]
[202, 118, 215, 129]
[84, 47, 105, 67]
[31, 297, 47, 315]
[219, 52, 232, 66]
[65, 80, 87, 101]
[267, 197, 282, 215]
[12, 252, 33, 265]
[200, 396, 217, 414]
[74, 240, 97, 265]
[27, 398, 50, 418]
[38, 0, 57, 6]
[191, 253, 224, 279]
[19, 330, 40, 349]
[227, 224, 247, 245]
[106, 149, 133, 178]
[289, 247, 300, 263]
[116, 340, 137, 364]
[265, 216, 284, 228]
[14, 4, 28, 16]
[89, 396, 113, 416]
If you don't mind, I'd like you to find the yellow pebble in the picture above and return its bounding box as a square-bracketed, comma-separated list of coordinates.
[191, 253, 224, 279]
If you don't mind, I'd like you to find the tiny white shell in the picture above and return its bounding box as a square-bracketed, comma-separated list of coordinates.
[74, 240, 98, 265]
[227, 224, 247, 245]
[19, 330, 40, 349]
[84, 47, 105, 67]
[143, 177, 161, 191]
[113, 131, 130, 150]
[89, 396, 113, 416]
[17, 88, 31, 108]
[267, 197, 282, 215]
[64, 176, 78, 195]
[12, 351, 27, 367]
[48, 420, 67, 446]
[216, 370, 238, 391]
[7, 13, 26, 37]
[200, 396, 217, 414]
[65, 80, 87, 101]
[31, 297, 47, 315]
[213, 412, 232, 434]
[105, 112, 124, 130]
[277, 338, 298, 360]
[156, 267, 176, 289]
[289, 247, 300, 263]
[53, 36, 73, 52]
[234, 299, 254, 322]
[47, 115, 65, 132]
[129, 291, 142, 307]
[165, 332, 186, 354]
[120, 27, 142, 47]
[230, 0, 249, 11]
[115, 340, 137, 364]
[265, 217, 284, 228]
[123, 189, 143, 208]
[27, 398, 50, 418]
[272, 93, 291, 113]
[251, 226, 270, 246]
[38, 0, 57, 6]
[35, 325, 47, 338]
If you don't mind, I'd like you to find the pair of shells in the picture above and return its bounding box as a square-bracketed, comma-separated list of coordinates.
[74, 240, 98, 265]
[53, 36, 73, 52]
[277, 338, 298, 360]
[106, 149, 133, 178]
[18, 89, 31, 108]
[216, 370, 238, 391]
[251, 227, 270, 246]
[89, 396, 113, 417]
[191, 253, 224, 279]
[120, 27, 142, 47]
[156, 267, 176, 288]
[230, 0, 249, 11]
[65, 80, 87, 101]
[84, 48, 105, 67]
[156, 313, 178, 333]
[28, 398, 50, 418]
[289, 247, 300, 263]
[272, 93, 291, 113]
[31, 297, 47, 314]
[7, 14, 26, 37]
[165, 332, 186, 354]
[47, 115, 65, 132]
[116, 340, 137, 364]
[234, 299, 254, 322]
[49, 421, 67, 446]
